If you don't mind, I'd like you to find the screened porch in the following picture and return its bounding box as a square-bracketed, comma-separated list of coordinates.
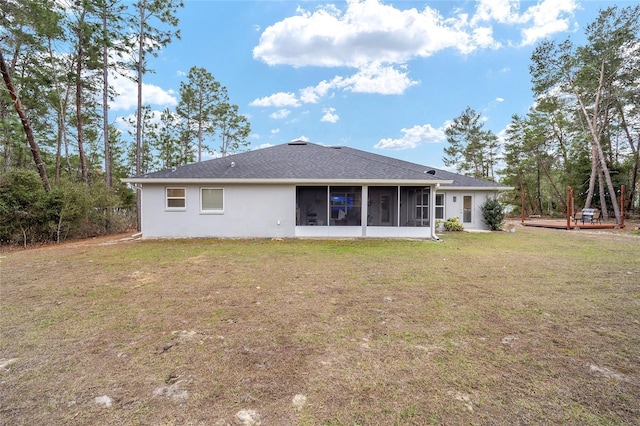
[295, 185, 441, 230]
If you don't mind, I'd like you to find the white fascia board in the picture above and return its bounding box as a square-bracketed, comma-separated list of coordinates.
[438, 186, 514, 191]
[121, 178, 454, 185]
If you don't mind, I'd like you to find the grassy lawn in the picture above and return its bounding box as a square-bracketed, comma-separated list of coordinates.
[1, 225, 639, 425]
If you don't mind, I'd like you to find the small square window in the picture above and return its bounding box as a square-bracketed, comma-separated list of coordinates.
[201, 188, 223, 213]
[166, 187, 185, 209]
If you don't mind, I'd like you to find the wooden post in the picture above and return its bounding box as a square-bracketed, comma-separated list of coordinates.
[566, 186, 573, 230]
[521, 188, 525, 224]
[620, 185, 625, 229]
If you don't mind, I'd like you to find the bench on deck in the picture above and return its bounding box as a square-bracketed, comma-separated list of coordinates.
[574, 208, 601, 225]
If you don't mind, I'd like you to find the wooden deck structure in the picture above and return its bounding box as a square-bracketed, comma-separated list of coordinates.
[522, 220, 617, 230]
[520, 185, 626, 230]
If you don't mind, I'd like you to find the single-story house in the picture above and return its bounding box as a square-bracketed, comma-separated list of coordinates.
[123, 141, 511, 239]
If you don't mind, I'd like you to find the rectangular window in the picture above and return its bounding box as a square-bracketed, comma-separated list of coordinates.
[166, 187, 186, 209]
[436, 193, 445, 220]
[201, 188, 223, 213]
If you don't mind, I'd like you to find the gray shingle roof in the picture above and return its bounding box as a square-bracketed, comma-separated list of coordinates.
[126, 141, 507, 189]
[336, 146, 507, 188]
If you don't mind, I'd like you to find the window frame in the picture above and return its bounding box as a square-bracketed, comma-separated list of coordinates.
[165, 187, 186, 210]
[200, 187, 224, 214]
[435, 193, 445, 220]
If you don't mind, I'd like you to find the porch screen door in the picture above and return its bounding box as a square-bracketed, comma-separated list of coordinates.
[380, 194, 391, 224]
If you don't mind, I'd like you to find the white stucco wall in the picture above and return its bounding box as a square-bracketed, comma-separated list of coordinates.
[139, 183, 499, 238]
[140, 184, 296, 238]
[439, 190, 496, 230]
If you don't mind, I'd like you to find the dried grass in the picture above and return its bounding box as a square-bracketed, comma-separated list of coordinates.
[1, 225, 639, 425]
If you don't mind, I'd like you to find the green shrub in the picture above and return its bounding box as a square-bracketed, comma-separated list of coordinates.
[444, 217, 464, 231]
[480, 197, 506, 231]
[0, 169, 48, 245]
[0, 169, 135, 245]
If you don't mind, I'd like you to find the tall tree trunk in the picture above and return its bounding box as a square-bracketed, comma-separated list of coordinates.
[0, 50, 51, 191]
[48, 39, 69, 183]
[536, 162, 543, 214]
[597, 168, 608, 220]
[2, 137, 10, 173]
[76, 9, 88, 183]
[56, 121, 63, 182]
[540, 160, 566, 209]
[630, 140, 639, 212]
[102, 1, 112, 189]
[197, 121, 203, 162]
[1, 95, 11, 172]
[585, 141, 598, 208]
[134, 0, 146, 231]
[569, 60, 620, 222]
[593, 134, 621, 221]
[617, 105, 639, 213]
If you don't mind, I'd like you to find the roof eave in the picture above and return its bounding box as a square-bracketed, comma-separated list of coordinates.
[121, 178, 454, 185]
[439, 185, 514, 191]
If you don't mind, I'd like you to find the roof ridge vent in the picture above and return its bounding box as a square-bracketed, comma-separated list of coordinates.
[288, 140, 307, 146]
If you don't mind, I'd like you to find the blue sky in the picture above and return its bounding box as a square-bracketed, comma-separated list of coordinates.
[110, 0, 619, 169]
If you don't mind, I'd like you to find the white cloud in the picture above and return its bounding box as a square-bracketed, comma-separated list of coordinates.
[271, 128, 280, 134]
[270, 109, 291, 119]
[253, 0, 579, 68]
[250, 92, 300, 107]
[472, 0, 579, 46]
[249, 0, 579, 126]
[113, 108, 168, 136]
[300, 80, 334, 103]
[375, 123, 446, 150]
[110, 71, 177, 111]
[254, 0, 477, 67]
[520, 0, 578, 46]
[337, 63, 418, 95]
[472, 26, 501, 49]
[321, 107, 339, 123]
[472, 0, 526, 25]
[255, 143, 275, 150]
[254, 63, 417, 111]
[292, 135, 310, 142]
